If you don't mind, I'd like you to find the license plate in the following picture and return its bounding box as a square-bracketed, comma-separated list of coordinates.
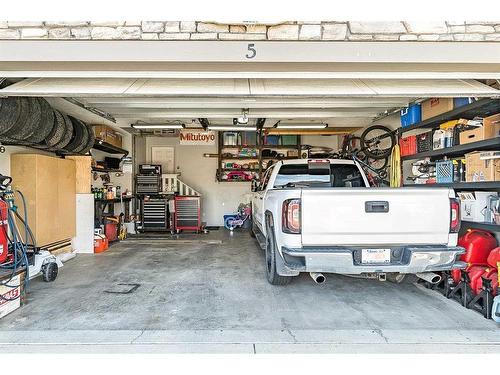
[361, 249, 391, 264]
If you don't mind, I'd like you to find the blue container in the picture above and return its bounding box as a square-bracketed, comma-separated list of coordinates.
[400, 103, 422, 128]
[454, 97, 475, 108]
[493, 295, 500, 323]
[264, 135, 280, 145]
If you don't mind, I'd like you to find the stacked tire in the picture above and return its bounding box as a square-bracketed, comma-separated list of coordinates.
[0, 97, 94, 155]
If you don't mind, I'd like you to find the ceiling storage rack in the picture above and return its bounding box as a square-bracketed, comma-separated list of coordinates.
[92, 140, 128, 156]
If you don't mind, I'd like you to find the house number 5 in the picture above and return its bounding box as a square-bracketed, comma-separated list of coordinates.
[245, 43, 256, 59]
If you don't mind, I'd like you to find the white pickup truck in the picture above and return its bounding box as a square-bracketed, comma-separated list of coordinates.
[251, 159, 465, 285]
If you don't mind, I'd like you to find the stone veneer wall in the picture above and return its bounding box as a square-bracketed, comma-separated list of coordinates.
[0, 21, 499, 41]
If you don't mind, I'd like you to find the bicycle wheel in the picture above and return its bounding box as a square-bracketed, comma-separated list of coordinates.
[361, 125, 395, 160]
[367, 156, 388, 171]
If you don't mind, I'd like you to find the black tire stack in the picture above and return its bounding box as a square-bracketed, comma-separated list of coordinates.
[0, 97, 95, 155]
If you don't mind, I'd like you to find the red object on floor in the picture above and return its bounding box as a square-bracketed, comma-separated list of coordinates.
[475, 269, 498, 296]
[105, 223, 118, 242]
[468, 265, 488, 295]
[487, 247, 500, 270]
[94, 234, 109, 253]
[452, 229, 498, 284]
[0, 199, 9, 264]
[458, 229, 497, 265]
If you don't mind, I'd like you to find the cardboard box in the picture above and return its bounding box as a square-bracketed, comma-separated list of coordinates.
[465, 151, 500, 182]
[93, 125, 123, 148]
[0, 275, 21, 318]
[457, 191, 498, 223]
[421, 98, 454, 120]
[459, 114, 500, 145]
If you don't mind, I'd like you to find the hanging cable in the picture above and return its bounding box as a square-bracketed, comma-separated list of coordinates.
[389, 143, 401, 188]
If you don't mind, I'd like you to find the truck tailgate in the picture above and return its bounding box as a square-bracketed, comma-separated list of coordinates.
[301, 188, 451, 246]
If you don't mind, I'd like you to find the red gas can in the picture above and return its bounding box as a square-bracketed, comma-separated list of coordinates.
[0, 199, 9, 264]
[458, 229, 497, 266]
[487, 247, 500, 270]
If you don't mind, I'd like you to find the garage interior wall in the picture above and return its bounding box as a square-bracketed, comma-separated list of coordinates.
[140, 134, 338, 226]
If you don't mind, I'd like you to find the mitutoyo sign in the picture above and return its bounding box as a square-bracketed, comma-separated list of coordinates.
[179, 130, 216, 146]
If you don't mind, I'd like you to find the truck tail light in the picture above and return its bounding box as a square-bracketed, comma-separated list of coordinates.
[282, 199, 301, 234]
[450, 198, 461, 233]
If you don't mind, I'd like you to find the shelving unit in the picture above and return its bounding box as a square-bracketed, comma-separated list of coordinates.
[401, 137, 500, 161]
[216, 131, 301, 182]
[92, 140, 128, 155]
[401, 98, 500, 231]
[403, 181, 500, 190]
[91, 167, 122, 173]
[461, 221, 500, 231]
[401, 98, 500, 133]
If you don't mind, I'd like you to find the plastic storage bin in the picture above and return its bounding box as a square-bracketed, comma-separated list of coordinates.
[416, 131, 433, 153]
[281, 135, 298, 145]
[436, 160, 454, 183]
[264, 135, 280, 145]
[400, 103, 422, 128]
[454, 97, 475, 108]
[399, 135, 417, 156]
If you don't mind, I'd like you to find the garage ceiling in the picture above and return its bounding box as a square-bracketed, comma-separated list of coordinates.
[1, 77, 498, 129]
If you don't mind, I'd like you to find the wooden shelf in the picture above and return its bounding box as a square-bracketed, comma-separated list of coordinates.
[220, 156, 259, 160]
[91, 168, 122, 173]
[221, 145, 258, 149]
[95, 196, 134, 203]
[218, 179, 252, 183]
[401, 137, 500, 161]
[262, 156, 297, 160]
[404, 181, 500, 190]
[401, 98, 500, 133]
[261, 145, 300, 149]
[92, 140, 128, 155]
[221, 168, 259, 172]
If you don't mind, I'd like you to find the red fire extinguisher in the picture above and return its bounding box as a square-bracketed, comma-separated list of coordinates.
[0, 199, 9, 264]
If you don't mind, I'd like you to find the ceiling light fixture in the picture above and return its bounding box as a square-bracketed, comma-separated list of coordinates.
[208, 126, 257, 132]
[132, 123, 184, 130]
[236, 109, 249, 124]
[276, 123, 328, 129]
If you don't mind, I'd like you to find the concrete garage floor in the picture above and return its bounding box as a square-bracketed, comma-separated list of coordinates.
[0, 231, 498, 353]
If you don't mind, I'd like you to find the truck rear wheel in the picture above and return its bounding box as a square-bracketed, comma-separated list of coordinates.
[265, 219, 292, 286]
[249, 217, 256, 238]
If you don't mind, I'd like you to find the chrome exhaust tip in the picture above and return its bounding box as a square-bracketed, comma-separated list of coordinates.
[310, 272, 326, 284]
[416, 272, 442, 285]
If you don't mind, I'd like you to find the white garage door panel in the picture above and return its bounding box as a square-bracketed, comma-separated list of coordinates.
[82, 97, 411, 109]
[363, 79, 499, 96]
[126, 78, 250, 95]
[1, 78, 498, 97]
[2, 78, 139, 95]
[249, 79, 376, 96]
